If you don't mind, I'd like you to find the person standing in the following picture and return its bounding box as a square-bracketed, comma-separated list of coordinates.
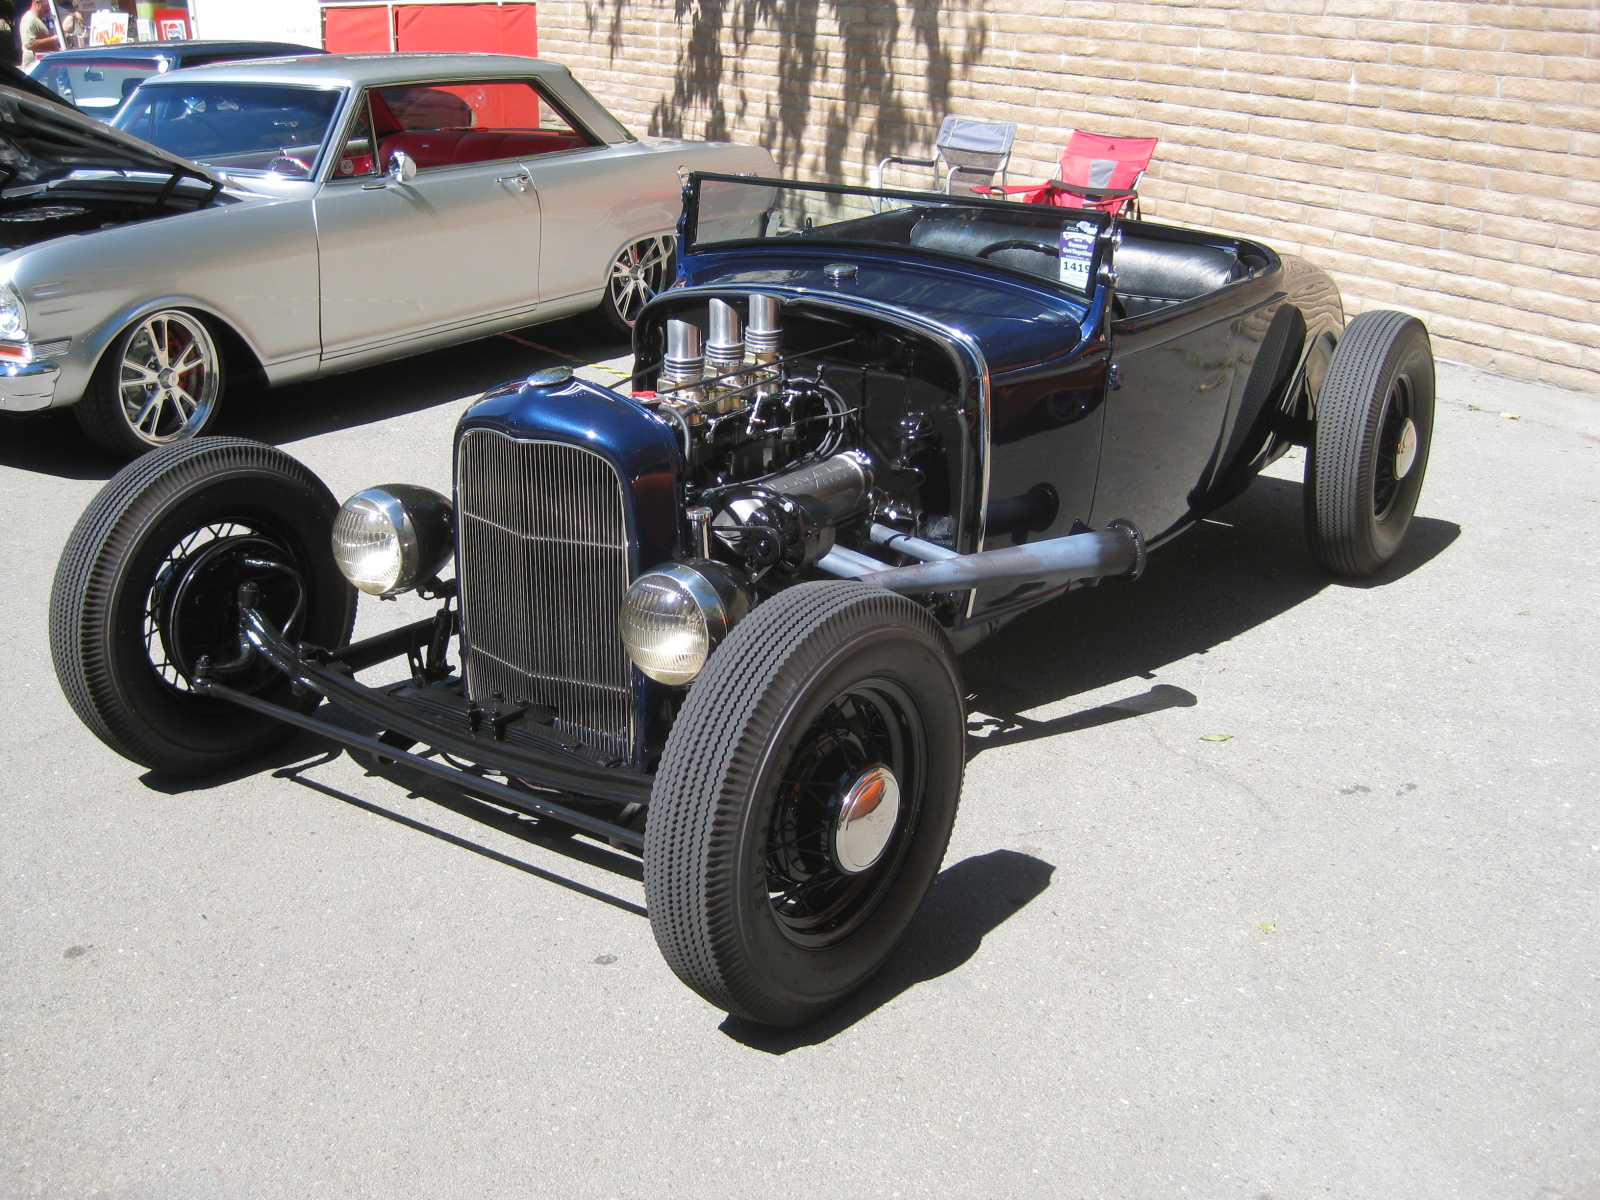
[59, 0, 83, 48]
[20, 0, 59, 66]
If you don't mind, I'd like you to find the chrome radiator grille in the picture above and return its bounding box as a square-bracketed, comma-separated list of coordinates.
[455, 429, 635, 763]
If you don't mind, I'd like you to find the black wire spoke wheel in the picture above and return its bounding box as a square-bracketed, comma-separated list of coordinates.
[644, 581, 965, 1028]
[75, 309, 224, 458]
[1371, 372, 1419, 522]
[1305, 309, 1436, 577]
[599, 234, 676, 334]
[147, 524, 308, 696]
[765, 683, 923, 945]
[50, 437, 356, 776]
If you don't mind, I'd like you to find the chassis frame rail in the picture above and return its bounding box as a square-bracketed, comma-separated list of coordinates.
[190, 602, 651, 851]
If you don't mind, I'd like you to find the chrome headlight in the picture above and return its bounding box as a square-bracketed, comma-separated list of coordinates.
[619, 561, 750, 685]
[331, 484, 454, 596]
[0, 283, 26, 340]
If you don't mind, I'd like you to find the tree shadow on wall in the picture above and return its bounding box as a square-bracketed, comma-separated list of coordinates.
[585, 0, 989, 179]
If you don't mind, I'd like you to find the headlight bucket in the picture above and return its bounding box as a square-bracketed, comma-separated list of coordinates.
[619, 560, 751, 685]
[331, 484, 454, 596]
[0, 283, 27, 340]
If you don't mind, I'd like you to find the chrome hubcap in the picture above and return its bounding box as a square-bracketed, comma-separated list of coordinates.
[832, 763, 901, 874]
[1394, 417, 1418, 480]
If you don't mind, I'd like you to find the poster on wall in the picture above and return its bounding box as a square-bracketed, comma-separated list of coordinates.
[155, 9, 192, 39]
[88, 11, 130, 44]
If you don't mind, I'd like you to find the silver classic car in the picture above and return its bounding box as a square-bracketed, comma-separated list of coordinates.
[0, 54, 773, 456]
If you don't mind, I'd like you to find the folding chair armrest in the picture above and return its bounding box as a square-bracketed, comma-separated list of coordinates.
[1048, 179, 1139, 204]
[878, 154, 940, 170]
[971, 183, 1036, 197]
[872, 153, 942, 190]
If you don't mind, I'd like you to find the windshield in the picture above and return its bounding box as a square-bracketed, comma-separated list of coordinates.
[687, 174, 1113, 297]
[29, 57, 163, 118]
[112, 83, 343, 177]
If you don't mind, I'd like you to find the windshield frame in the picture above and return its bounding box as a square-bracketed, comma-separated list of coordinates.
[684, 171, 1114, 301]
[112, 80, 348, 180]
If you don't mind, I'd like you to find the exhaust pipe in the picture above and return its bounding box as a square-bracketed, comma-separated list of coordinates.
[860, 520, 1145, 594]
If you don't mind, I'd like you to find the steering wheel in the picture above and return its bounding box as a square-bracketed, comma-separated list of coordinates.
[267, 154, 313, 178]
[976, 238, 1060, 261]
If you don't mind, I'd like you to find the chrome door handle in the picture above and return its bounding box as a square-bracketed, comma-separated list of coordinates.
[495, 169, 532, 192]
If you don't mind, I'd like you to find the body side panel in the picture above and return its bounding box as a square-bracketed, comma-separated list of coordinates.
[3, 192, 320, 407]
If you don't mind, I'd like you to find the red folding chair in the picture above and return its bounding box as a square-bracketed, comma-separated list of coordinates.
[986, 131, 1158, 219]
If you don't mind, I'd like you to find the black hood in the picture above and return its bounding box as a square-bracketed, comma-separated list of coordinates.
[1, 59, 72, 108]
[0, 61, 221, 193]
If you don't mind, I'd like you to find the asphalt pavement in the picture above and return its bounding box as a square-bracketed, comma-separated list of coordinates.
[2, 319, 1596, 1199]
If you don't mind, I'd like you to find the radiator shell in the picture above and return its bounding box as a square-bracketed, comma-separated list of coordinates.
[453, 374, 684, 769]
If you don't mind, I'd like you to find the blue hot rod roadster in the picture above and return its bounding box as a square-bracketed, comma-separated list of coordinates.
[50, 172, 1435, 1026]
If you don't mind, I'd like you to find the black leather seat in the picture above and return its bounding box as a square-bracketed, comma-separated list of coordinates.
[908, 211, 1245, 310]
[909, 211, 1061, 280]
[1112, 236, 1243, 317]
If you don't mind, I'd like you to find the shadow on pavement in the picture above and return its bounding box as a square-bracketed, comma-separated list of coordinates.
[721, 849, 1055, 1052]
[275, 750, 648, 917]
[0, 316, 629, 482]
[125, 466, 1458, 1043]
[224, 317, 629, 447]
[138, 727, 346, 794]
[962, 475, 1460, 717]
[967, 682, 1198, 759]
[140, 714, 648, 916]
[0, 408, 127, 481]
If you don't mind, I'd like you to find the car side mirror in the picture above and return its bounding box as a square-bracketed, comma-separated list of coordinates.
[386, 150, 417, 185]
[362, 149, 418, 191]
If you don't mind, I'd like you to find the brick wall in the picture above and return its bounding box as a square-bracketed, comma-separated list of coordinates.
[540, 0, 1600, 392]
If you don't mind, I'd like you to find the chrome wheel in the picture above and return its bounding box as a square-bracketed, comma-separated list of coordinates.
[604, 234, 675, 330]
[115, 310, 221, 447]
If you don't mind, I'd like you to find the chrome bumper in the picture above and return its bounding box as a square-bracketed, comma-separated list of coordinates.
[0, 359, 61, 412]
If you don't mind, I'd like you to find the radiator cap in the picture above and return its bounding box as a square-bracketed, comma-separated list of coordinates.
[525, 366, 574, 388]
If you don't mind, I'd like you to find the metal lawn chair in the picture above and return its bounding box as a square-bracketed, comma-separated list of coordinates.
[872, 116, 1019, 196]
[983, 130, 1159, 218]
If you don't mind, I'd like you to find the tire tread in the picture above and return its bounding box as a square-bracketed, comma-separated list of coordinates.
[1307, 309, 1433, 576]
[49, 437, 353, 773]
[644, 581, 961, 1024]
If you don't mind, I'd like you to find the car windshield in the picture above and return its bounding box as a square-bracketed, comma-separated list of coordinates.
[687, 174, 1113, 297]
[29, 56, 164, 117]
[112, 83, 343, 177]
